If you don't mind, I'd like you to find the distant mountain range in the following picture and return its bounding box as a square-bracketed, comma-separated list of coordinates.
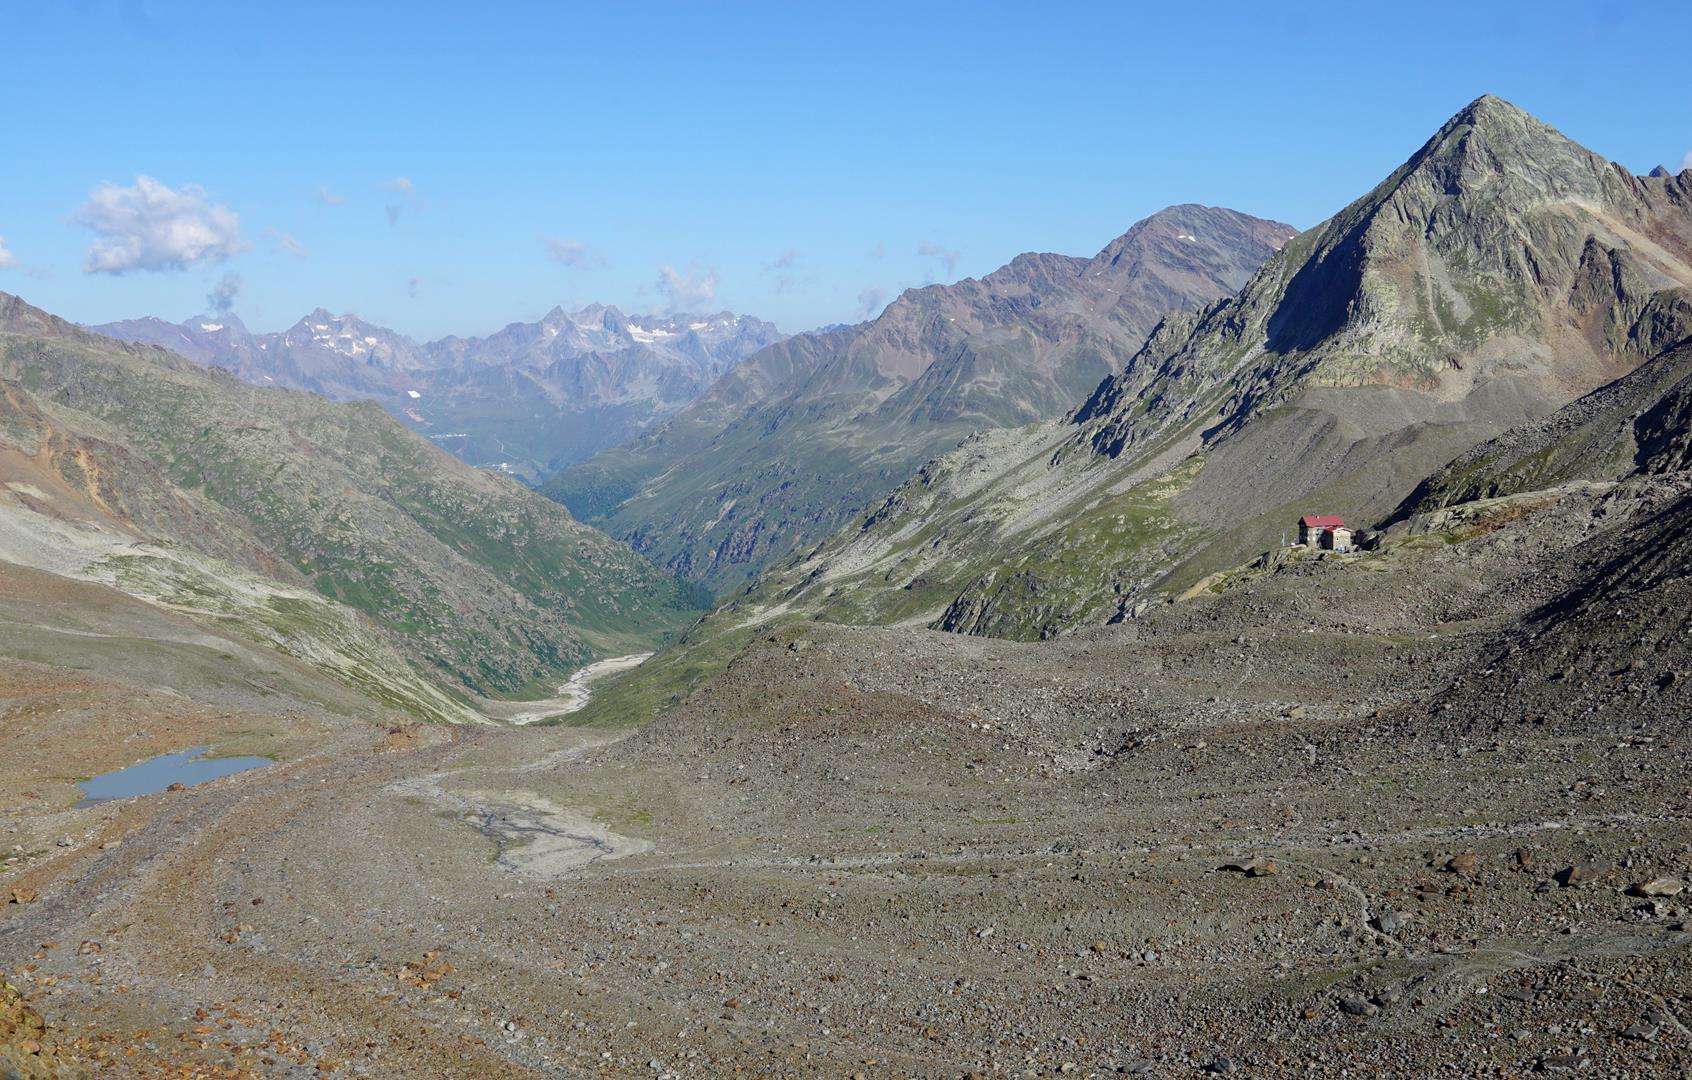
[2, 292, 704, 712]
[611, 95, 1692, 719]
[544, 204, 1297, 591]
[89, 305, 783, 483]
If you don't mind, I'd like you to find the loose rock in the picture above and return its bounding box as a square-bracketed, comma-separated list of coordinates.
[1555, 862, 1610, 887]
[1628, 876, 1684, 898]
[1339, 995, 1378, 1017]
[1443, 852, 1477, 874]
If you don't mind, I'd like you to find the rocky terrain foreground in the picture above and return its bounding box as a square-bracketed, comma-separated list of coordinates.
[3, 468, 1687, 1077]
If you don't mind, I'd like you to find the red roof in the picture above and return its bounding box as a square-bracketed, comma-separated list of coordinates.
[1300, 515, 1345, 528]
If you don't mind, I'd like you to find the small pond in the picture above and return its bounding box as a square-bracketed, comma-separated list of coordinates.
[75, 746, 272, 807]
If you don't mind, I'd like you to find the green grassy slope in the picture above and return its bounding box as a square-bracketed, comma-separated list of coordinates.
[0, 294, 704, 698]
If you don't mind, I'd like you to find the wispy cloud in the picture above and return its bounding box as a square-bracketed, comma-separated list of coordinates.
[268, 229, 308, 257]
[542, 236, 604, 268]
[855, 285, 887, 320]
[760, 250, 804, 294]
[407, 276, 420, 299]
[383, 177, 415, 225]
[1680, 149, 1692, 174]
[75, 175, 243, 274]
[544, 237, 586, 265]
[317, 186, 345, 206]
[0, 236, 14, 269]
[870, 241, 886, 259]
[917, 241, 959, 277]
[206, 271, 242, 315]
[656, 264, 720, 314]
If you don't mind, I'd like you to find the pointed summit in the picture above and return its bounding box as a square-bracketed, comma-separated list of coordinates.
[1650, 164, 1674, 179]
[1426, 94, 1590, 161]
[1076, 94, 1692, 456]
[1388, 93, 1630, 211]
[0, 292, 77, 338]
[1449, 91, 1529, 123]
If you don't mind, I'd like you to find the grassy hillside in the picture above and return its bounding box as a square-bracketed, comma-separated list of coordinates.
[0, 293, 704, 699]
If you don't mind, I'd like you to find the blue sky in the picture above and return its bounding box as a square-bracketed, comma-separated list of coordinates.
[2, 0, 1689, 340]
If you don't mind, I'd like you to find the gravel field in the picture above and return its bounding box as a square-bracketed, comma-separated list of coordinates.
[2, 478, 1688, 1078]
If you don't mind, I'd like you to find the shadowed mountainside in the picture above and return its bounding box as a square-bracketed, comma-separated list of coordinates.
[544, 205, 1296, 591]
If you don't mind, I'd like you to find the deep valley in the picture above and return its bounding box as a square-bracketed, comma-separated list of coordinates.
[2, 85, 1690, 1080]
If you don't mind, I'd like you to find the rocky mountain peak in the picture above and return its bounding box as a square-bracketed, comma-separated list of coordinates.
[1087, 205, 1300, 294]
[1393, 93, 1626, 212]
[1444, 91, 1526, 128]
[1072, 95, 1692, 466]
[0, 292, 78, 338]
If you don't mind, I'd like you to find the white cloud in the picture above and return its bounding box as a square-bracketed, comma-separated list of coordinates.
[917, 241, 959, 276]
[656, 264, 720, 313]
[856, 285, 887, 320]
[0, 236, 14, 269]
[1680, 149, 1692, 174]
[76, 175, 243, 274]
[206, 271, 241, 314]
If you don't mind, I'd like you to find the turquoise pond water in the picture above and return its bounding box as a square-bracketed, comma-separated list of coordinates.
[75, 746, 272, 807]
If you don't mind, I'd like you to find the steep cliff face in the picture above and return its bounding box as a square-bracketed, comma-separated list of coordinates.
[545, 205, 1295, 591]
